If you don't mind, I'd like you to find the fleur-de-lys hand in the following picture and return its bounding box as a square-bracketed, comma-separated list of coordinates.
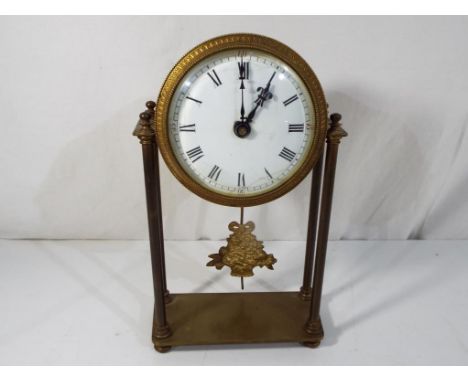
[246, 71, 276, 123]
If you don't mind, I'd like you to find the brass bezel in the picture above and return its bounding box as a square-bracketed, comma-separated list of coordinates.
[155, 33, 328, 207]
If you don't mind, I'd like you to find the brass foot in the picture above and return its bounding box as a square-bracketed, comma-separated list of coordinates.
[154, 345, 172, 353]
[302, 341, 321, 349]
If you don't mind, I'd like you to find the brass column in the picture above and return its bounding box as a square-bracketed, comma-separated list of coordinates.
[304, 113, 347, 344]
[299, 149, 324, 300]
[145, 101, 171, 303]
[133, 105, 172, 351]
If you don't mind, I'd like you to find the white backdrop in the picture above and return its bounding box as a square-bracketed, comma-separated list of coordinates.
[1, 16, 467, 240]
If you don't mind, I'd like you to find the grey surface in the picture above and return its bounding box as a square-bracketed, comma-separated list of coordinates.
[0, 239, 466, 365]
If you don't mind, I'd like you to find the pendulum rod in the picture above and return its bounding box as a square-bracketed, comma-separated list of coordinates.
[240, 207, 244, 290]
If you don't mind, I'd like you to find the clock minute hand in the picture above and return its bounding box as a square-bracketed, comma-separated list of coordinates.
[238, 58, 247, 121]
[240, 90, 246, 122]
[246, 71, 276, 123]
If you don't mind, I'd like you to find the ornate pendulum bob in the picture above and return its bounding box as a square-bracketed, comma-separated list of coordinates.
[207, 208, 277, 289]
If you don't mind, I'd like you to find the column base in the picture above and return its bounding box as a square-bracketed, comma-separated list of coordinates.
[153, 324, 172, 340]
[304, 318, 324, 337]
[164, 290, 172, 304]
[299, 287, 312, 300]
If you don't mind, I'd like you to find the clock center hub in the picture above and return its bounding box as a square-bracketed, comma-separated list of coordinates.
[233, 121, 251, 138]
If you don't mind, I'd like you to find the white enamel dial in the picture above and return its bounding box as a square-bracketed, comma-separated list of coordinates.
[168, 49, 316, 197]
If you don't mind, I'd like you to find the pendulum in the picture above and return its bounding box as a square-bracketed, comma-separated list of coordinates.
[240, 207, 244, 290]
[206, 208, 277, 288]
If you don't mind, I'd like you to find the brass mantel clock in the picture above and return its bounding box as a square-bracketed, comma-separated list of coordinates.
[133, 33, 347, 352]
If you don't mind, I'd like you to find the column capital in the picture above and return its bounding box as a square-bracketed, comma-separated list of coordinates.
[327, 113, 348, 144]
[133, 100, 157, 145]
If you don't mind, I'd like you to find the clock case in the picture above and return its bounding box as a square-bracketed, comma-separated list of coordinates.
[132, 35, 347, 352]
[154, 33, 329, 207]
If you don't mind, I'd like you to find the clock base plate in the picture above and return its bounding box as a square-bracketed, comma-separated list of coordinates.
[152, 291, 323, 351]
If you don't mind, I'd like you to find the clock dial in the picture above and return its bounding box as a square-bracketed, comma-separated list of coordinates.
[167, 49, 316, 198]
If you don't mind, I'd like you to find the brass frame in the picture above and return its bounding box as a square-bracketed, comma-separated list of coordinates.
[134, 102, 347, 352]
[154, 33, 328, 207]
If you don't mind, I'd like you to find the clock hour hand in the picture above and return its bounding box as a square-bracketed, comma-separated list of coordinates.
[246, 71, 276, 123]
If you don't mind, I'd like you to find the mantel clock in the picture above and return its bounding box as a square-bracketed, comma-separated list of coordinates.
[133, 33, 347, 352]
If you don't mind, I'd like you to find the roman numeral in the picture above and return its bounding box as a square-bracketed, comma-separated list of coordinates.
[283, 94, 299, 106]
[207, 69, 222, 86]
[186, 96, 202, 104]
[207, 165, 222, 181]
[288, 123, 304, 132]
[264, 168, 273, 179]
[186, 146, 204, 162]
[279, 147, 296, 162]
[238, 61, 249, 80]
[237, 172, 245, 187]
[179, 124, 196, 132]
